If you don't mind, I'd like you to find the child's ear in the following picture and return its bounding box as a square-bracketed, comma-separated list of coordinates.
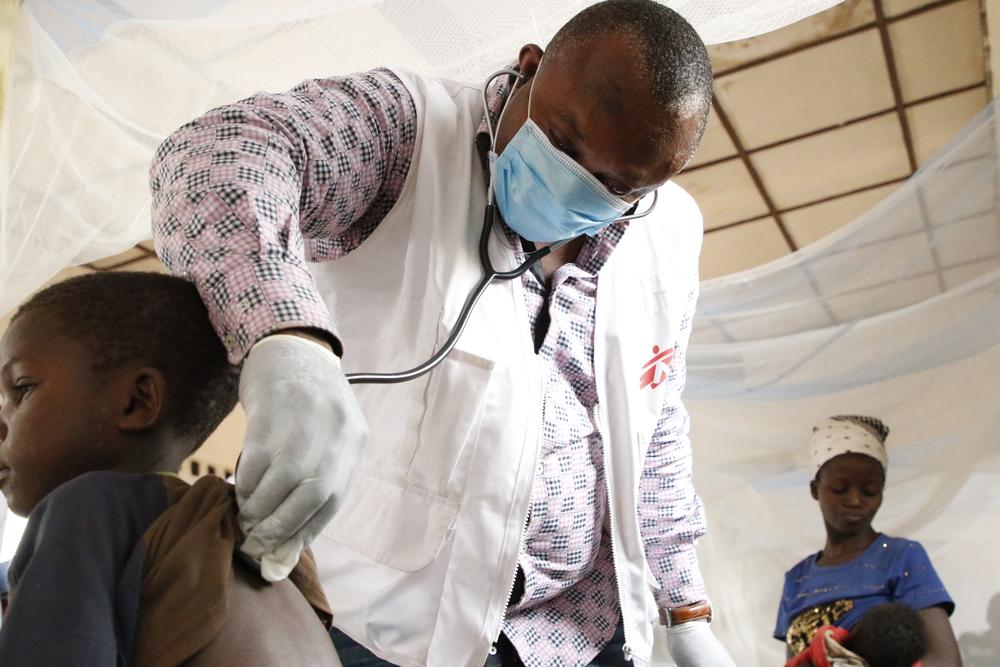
[809, 479, 819, 501]
[116, 367, 167, 433]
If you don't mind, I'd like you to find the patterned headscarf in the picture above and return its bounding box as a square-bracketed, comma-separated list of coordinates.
[810, 415, 889, 479]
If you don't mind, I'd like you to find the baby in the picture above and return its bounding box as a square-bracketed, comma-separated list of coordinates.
[786, 602, 926, 667]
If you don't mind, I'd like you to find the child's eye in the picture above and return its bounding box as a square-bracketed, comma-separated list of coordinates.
[13, 382, 34, 399]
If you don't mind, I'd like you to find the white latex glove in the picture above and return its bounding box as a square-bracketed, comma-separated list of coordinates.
[665, 620, 737, 667]
[236, 334, 368, 581]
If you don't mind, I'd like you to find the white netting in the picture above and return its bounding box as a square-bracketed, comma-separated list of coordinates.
[0, 0, 843, 315]
[679, 101, 1000, 665]
[10, 1, 998, 664]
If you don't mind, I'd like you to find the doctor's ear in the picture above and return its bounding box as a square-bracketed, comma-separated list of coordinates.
[810, 479, 819, 500]
[517, 44, 544, 82]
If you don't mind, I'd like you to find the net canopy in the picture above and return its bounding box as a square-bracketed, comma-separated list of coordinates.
[5, 1, 1000, 664]
[683, 100, 1000, 664]
[0, 0, 845, 313]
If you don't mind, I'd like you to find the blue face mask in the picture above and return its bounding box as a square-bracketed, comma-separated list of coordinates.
[488, 77, 632, 243]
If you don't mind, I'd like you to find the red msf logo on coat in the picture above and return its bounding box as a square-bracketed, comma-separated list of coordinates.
[639, 345, 674, 390]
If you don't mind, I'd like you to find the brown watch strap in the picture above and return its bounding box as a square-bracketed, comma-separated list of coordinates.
[659, 600, 713, 627]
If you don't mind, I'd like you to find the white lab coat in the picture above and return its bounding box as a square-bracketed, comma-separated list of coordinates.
[307, 69, 704, 667]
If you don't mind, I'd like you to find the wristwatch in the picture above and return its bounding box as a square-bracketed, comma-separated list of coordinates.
[659, 600, 713, 627]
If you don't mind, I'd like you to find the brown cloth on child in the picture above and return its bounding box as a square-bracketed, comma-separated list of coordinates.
[132, 475, 332, 666]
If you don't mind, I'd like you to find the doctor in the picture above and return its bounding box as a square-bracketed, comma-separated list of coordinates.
[150, 1, 733, 665]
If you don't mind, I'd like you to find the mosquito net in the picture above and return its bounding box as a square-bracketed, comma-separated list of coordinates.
[0, 0, 843, 314]
[682, 100, 1000, 665]
[4, 1, 998, 664]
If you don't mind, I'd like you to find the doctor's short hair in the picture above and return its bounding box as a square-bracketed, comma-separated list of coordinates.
[546, 0, 713, 129]
[13, 272, 239, 449]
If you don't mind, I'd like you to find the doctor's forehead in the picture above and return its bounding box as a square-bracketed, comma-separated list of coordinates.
[539, 38, 697, 182]
[543, 33, 693, 131]
[542, 32, 647, 102]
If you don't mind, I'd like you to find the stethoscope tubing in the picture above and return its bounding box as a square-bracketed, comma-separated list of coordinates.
[345, 204, 560, 384]
[344, 65, 658, 385]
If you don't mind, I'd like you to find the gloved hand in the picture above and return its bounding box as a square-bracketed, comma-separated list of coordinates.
[236, 334, 368, 581]
[665, 620, 737, 667]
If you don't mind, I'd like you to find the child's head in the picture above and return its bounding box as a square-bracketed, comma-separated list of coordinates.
[809, 416, 889, 537]
[0, 272, 239, 516]
[845, 603, 927, 667]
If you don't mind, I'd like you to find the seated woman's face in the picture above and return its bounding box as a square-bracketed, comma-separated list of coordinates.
[811, 453, 885, 535]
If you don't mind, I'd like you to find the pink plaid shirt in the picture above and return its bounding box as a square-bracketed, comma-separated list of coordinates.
[150, 68, 707, 667]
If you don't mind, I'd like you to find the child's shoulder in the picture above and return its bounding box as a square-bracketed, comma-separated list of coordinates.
[46, 470, 161, 498]
[32, 471, 170, 521]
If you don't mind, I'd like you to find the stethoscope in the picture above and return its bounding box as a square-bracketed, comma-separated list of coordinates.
[345, 68, 657, 385]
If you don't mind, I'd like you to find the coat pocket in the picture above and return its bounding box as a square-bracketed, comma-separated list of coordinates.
[407, 346, 494, 500]
[324, 471, 459, 572]
[324, 346, 494, 573]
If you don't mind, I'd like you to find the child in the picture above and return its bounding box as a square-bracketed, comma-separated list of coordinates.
[773, 416, 961, 666]
[786, 603, 927, 667]
[0, 272, 340, 666]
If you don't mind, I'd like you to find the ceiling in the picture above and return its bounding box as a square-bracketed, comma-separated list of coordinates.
[680, 0, 990, 278]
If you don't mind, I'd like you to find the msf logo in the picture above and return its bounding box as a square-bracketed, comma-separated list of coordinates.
[639, 345, 674, 390]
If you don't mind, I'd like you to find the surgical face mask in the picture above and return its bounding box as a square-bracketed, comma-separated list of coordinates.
[488, 74, 632, 243]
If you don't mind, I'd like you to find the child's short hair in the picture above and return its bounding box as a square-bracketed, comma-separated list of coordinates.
[13, 272, 239, 449]
[846, 603, 927, 667]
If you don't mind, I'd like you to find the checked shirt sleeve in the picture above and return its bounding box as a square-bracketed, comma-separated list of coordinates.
[149, 68, 417, 362]
[637, 284, 709, 610]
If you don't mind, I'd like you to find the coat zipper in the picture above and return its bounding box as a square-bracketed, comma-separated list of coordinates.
[595, 403, 634, 663]
[495, 487, 533, 634]
[492, 382, 544, 645]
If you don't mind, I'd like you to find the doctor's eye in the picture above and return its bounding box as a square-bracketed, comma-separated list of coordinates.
[551, 135, 577, 158]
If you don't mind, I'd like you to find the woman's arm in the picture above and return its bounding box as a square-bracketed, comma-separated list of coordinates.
[919, 606, 962, 667]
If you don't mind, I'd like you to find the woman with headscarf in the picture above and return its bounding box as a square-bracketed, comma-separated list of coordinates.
[773, 416, 962, 666]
